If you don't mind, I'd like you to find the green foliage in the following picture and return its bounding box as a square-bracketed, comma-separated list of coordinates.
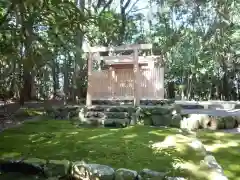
[1, 0, 240, 100]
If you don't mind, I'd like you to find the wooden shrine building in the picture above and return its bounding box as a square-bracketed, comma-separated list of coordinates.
[83, 44, 164, 106]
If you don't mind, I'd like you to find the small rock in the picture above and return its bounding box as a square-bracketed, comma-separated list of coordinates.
[115, 168, 138, 180]
[203, 155, 223, 173]
[188, 139, 207, 155]
[139, 168, 166, 179]
[166, 177, 186, 180]
[184, 114, 201, 130]
[71, 161, 115, 180]
[45, 159, 70, 177]
[171, 114, 182, 128]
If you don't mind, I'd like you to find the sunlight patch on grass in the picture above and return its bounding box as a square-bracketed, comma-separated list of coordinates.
[88, 132, 114, 140]
[122, 134, 138, 139]
[175, 162, 208, 179]
[205, 140, 239, 152]
[213, 132, 227, 137]
[1, 152, 22, 159]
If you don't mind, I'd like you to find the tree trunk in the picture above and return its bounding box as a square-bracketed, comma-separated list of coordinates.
[52, 58, 59, 98]
[167, 81, 175, 99]
[18, 1, 34, 105]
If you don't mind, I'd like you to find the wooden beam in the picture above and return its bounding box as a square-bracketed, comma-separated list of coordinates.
[102, 55, 160, 65]
[86, 53, 93, 106]
[83, 44, 153, 53]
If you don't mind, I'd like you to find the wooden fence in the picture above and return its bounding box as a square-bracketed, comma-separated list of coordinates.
[89, 67, 164, 100]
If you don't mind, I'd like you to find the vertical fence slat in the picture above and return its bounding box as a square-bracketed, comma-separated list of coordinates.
[90, 65, 164, 100]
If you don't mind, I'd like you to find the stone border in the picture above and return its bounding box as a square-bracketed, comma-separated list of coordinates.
[179, 129, 228, 180]
[0, 158, 185, 180]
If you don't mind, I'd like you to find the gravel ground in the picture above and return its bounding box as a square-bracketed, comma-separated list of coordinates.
[181, 109, 240, 117]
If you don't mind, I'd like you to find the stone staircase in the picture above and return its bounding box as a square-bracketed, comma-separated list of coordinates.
[78, 106, 136, 127]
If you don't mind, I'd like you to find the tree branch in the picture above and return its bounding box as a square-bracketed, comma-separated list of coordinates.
[123, 0, 131, 9]
[126, 0, 140, 15]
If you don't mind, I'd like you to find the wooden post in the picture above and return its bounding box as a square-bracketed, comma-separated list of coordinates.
[133, 49, 140, 106]
[159, 55, 165, 99]
[110, 67, 116, 99]
[86, 52, 93, 106]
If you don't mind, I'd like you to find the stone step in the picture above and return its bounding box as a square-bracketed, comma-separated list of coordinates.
[79, 117, 129, 127]
[85, 106, 135, 112]
[91, 99, 174, 106]
[85, 112, 130, 119]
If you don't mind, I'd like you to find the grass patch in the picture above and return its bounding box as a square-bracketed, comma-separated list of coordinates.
[197, 130, 240, 180]
[14, 108, 44, 120]
[0, 120, 207, 178]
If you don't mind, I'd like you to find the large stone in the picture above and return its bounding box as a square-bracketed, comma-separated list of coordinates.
[130, 107, 142, 125]
[68, 110, 79, 119]
[203, 155, 223, 174]
[171, 114, 182, 128]
[104, 118, 129, 127]
[53, 108, 69, 119]
[173, 104, 182, 114]
[87, 106, 105, 112]
[106, 106, 129, 112]
[139, 169, 166, 180]
[223, 116, 237, 129]
[151, 106, 173, 115]
[23, 158, 46, 167]
[85, 112, 105, 118]
[78, 111, 86, 123]
[180, 115, 200, 130]
[191, 114, 210, 129]
[45, 160, 70, 177]
[188, 139, 207, 156]
[71, 161, 115, 180]
[234, 116, 240, 125]
[1, 159, 46, 178]
[180, 118, 188, 129]
[83, 118, 105, 127]
[165, 177, 186, 180]
[152, 114, 172, 126]
[78, 111, 105, 127]
[115, 168, 138, 180]
[207, 117, 225, 130]
[105, 112, 129, 119]
[200, 155, 228, 180]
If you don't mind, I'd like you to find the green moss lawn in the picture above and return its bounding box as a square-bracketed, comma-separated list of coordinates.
[0, 120, 208, 178]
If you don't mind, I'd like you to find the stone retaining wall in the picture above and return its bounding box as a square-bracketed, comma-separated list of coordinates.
[41, 103, 240, 130]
